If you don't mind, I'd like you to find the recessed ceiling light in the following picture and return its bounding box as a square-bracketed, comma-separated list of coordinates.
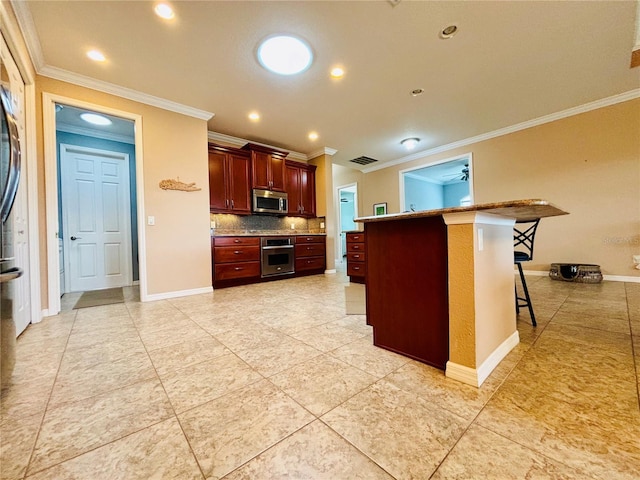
[154, 3, 175, 19]
[248, 112, 260, 121]
[411, 88, 424, 97]
[80, 113, 112, 126]
[330, 67, 345, 79]
[87, 50, 106, 62]
[257, 35, 313, 75]
[440, 25, 458, 39]
[308, 132, 319, 141]
[401, 137, 420, 150]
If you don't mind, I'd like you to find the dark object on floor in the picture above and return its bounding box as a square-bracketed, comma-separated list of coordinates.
[73, 287, 124, 309]
[549, 263, 602, 283]
[514, 219, 540, 327]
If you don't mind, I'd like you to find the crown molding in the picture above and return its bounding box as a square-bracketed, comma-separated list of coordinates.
[39, 65, 213, 120]
[2, 1, 38, 82]
[308, 147, 338, 159]
[207, 131, 314, 162]
[56, 122, 135, 145]
[363, 88, 640, 173]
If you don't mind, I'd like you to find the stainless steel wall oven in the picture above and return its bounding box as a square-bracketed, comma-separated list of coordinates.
[261, 237, 294, 277]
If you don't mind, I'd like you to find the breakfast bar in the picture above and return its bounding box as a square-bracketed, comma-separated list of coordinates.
[355, 199, 568, 387]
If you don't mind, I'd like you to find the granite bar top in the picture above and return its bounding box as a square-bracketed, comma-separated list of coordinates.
[213, 230, 326, 237]
[355, 199, 568, 223]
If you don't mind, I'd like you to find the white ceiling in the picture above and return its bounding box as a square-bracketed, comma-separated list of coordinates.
[15, 1, 640, 170]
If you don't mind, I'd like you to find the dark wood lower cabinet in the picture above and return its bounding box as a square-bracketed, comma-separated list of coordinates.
[365, 217, 449, 370]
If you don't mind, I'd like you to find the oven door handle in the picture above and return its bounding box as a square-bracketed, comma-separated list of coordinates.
[262, 245, 294, 250]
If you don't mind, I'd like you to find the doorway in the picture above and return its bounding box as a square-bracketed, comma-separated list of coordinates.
[43, 94, 146, 315]
[337, 184, 358, 261]
[400, 153, 473, 212]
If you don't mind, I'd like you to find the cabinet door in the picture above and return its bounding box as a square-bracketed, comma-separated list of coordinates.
[299, 166, 316, 217]
[208, 151, 228, 212]
[251, 151, 271, 190]
[228, 154, 251, 213]
[270, 155, 286, 192]
[285, 164, 301, 215]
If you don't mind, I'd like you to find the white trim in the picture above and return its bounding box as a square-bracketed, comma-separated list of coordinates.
[336, 182, 359, 260]
[443, 212, 515, 226]
[308, 147, 337, 158]
[146, 286, 213, 302]
[324, 269, 337, 274]
[41, 309, 51, 318]
[363, 88, 640, 173]
[56, 122, 134, 145]
[522, 269, 640, 283]
[0, 1, 38, 81]
[446, 330, 520, 387]
[42, 93, 148, 313]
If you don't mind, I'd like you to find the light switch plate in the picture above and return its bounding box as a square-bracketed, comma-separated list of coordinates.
[147, 216, 155, 226]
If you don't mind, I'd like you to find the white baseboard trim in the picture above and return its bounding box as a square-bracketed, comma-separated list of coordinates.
[41, 309, 51, 318]
[143, 286, 213, 302]
[132, 280, 140, 286]
[522, 269, 640, 283]
[446, 330, 520, 387]
[324, 269, 337, 274]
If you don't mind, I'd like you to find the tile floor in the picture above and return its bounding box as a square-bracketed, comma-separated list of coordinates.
[1, 272, 639, 479]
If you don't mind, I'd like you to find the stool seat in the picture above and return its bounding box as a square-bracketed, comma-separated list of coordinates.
[514, 251, 531, 262]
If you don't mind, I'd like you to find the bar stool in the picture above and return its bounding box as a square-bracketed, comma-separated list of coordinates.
[514, 219, 540, 326]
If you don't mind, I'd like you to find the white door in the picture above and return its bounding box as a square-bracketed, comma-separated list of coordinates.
[61, 144, 132, 292]
[1, 33, 31, 335]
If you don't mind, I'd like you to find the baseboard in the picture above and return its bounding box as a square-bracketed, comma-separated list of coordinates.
[324, 269, 337, 274]
[41, 309, 51, 318]
[143, 286, 213, 302]
[132, 280, 140, 286]
[522, 269, 640, 283]
[446, 330, 520, 387]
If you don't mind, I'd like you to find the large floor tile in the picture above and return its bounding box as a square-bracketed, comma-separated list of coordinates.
[160, 353, 262, 413]
[269, 354, 377, 416]
[146, 335, 230, 376]
[322, 379, 468, 480]
[28, 378, 173, 475]
[233, 336, 323, 377]
[0, 412, 42, 480]
[179, 379, 314, 479]
[290, 322, 367, 352]
[329, 336, 410, 378]
[223, 420, 393, 480]
[25, 418, 203, 480]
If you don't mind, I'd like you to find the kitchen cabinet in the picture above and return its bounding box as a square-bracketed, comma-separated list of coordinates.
[243, 143, 287, 192]
[285, 160, 316, 217]
[208, 144, 251, 214]
[346, 232, 366, 284]
[294, 235, 326, 275]
[213, 236, 260, 286]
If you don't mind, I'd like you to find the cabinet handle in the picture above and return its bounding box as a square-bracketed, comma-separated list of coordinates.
[306, 238, 312, 241]
[234, 267, 243, 271]
[234, 250, 242, 254]
[225, 199, 229, 208]
[234, 239, 241, 243]
[353, 254, 360, 259]
[231, 200, 235, 208]
[353, 245, 360, 250]
[353, 266, 360, 271]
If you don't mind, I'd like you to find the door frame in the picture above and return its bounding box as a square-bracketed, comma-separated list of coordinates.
[59, 143, 133, 293]
[42, 93, 146, 315]
[335, 182, 358, 262]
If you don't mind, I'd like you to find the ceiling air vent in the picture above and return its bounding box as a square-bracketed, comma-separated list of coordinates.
[349, 156, 378, 166]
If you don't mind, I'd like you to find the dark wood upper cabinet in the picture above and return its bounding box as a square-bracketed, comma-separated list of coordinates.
[243, 143, 287, 192]
[208, 144, 251, 214]
[285, 160, 316, 217]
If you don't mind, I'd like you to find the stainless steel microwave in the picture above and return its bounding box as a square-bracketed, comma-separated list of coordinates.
[252, 188, 288, 215]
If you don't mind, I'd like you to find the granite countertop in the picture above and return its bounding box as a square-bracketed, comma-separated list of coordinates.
[355, 199, 568, 224]
[213, 231, 326, 237]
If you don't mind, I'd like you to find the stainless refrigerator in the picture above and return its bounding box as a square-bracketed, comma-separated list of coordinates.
[0, 84, 23, 385]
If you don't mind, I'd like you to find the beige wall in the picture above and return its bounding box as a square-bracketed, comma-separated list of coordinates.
[36, 76, 211, 304]
[309, 153, 335, 271]
[356, 99, 640, 277]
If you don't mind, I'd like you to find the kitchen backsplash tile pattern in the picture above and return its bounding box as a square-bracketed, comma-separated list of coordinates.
[211, 214, 326, 235]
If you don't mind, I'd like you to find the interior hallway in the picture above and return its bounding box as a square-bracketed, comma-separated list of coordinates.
[1, 272, 639, 479]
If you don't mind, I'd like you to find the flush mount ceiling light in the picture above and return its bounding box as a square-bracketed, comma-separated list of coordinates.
[248, 112, 260, 121]
[401, 137, 420, 150]
[257, 35, 313, 75]
[440, 24, 458, 39]
[80, 113, 112, 126]
[86, 49, 106, 62]
[154, 3, 175, 20]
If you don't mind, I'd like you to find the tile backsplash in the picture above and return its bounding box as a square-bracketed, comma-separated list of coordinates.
[211, 214, 326, 235]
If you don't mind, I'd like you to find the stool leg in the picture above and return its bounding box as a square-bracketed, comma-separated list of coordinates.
[514, 285, 520, 314]
[517, 262, 536, 327]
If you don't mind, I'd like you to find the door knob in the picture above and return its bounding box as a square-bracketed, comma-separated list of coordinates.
[70, 236, 82, 241]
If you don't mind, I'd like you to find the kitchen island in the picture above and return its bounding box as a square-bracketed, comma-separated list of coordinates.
[355, 199, 568, 387]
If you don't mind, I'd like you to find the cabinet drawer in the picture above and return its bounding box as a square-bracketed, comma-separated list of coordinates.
[214, 245, 260, 263]
[346, 232, 365, 243]
[215, 261, 261, 281]
[346, 242, 365, 253]
[295, 256, 325, 272]
[214, 236, 259, 247]
[295, 243, 325, 258]
[347, 262, 366, 277]
[296, 235, 324, 244]
[347, 252, 366, 263]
